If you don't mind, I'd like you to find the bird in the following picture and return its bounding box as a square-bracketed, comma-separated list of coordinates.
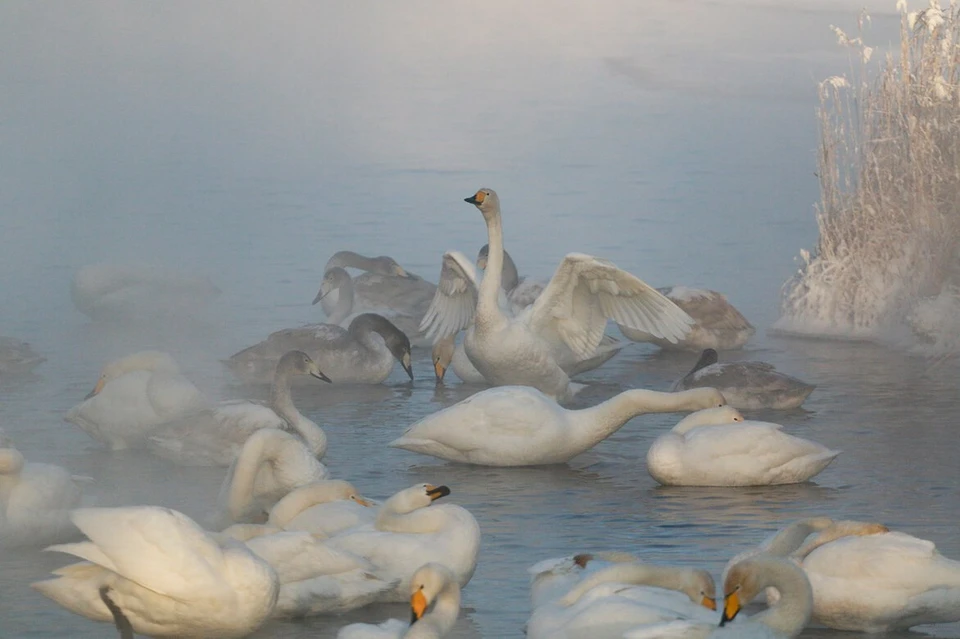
[266, 480, 377, 538]
[0, 336, 46, 377]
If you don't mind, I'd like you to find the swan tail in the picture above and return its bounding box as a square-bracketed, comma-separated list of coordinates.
[32, 565, 113, 622]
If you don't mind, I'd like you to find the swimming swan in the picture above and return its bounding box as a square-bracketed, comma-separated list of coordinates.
[526, 562, 718, 639]
[327, 484, 481, 602]
[64, 351, 209, 450]
[32, 506, 278, 639]
[391, 387, 726, 466]
[218, 428, 330, 524]
[0, 431, 86, 547]
[646, 407, 839, 486]
[148, 350, 331, 466]
[789, 521, 960, 632]
[267, 480, 376, 538]
[618, 287, 755, 352]
[672, 349, 815, 410]
[336, 563, 461, 638]
[322, 251, 436, 319]
[224, 314, 413, 385]
[0, 336, 45, 377]
[451, 188, 692, 400]
[623, 555, 812, 638]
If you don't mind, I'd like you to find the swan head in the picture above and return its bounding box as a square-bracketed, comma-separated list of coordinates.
[276, 350, 332, 383]
[432, 336, 455, 383]
[687, 349, 720, 378]
[464, 188, 500, 220]
[313, 267, 352, 307]
[371, 255, 410, 278]
[356, 314, 413, 380]
[410, 562, 457, 623]
[386, 483, 451, 514]
[720, 555, 806, 626]
[680, 568, 718, 611]
[86, 350, 181, 398]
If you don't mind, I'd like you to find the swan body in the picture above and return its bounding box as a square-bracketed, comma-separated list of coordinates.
[32, 506, 278, 638]
[337, 563, 461, 638]
[0, 336, 45, 376]
[528, 551, 643, 608]
[391, 387, 726, 466]
[148, 351, 331, 466]
[224, 314, 413, 385]
[218, 428, 330, 524]
[327, 484, 480, 602]
[646, 407, 839, 486]
[0, 433, 85, 547]
[618, 287, 754, 352]
[65, 351, 209, 450]
[672, 349, 815, 410]
[623, 555, 812, 639]
[267, 480, 376, 538]
[793, 526, 960, 632]
[527, 562, 719, 639]
[71, 264, 220, 321]
[452, 189, 693, 400]
[323, 251, 436, 319]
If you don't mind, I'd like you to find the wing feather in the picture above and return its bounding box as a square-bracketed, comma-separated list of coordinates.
[419, 251, 479, 341]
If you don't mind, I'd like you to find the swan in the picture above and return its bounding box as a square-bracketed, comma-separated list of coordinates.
[336, 563, 461, 638]
[327, 484, 481, 602]
[528, 551, 642, 608]
[219, 528, 398, 617]
[70, 263, 221, 321]
[224, 313, 413, 384]
[526, 562, 719, 639]
[323, 251, 437, 318]
[32, 506, 278, 639]
[623, 555, 812, 639]
[618, 287, 755, 352]
[476, 244, 545, 311]
[451, 188, 692, 400]
[217, 428, 330, 524]
[314, 266, 431, 347]
[267, 480, 376, 538]
[0, 336, 45, 376]
[722, 517, 836, 581]
[148, 350, 331, 466]
[64, 351, 209, 450]
[391, 387, 726, 466]
[672, 349, 815, 410]
[788, 521, 960, 632]
[0, 430, 87, 547]
[646, 407, 839, 486]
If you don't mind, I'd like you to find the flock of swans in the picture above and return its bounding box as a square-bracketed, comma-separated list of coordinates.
[1, 187, 959, 638]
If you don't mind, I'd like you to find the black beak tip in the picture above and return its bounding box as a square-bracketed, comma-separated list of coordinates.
[84, 389, 97, 400]
[464, 195, 477, 204]
[405, 366, 414, 381]
[410, 610, 419, 625]
[428, 485, 452, 499]
[312, 371, 333, 383]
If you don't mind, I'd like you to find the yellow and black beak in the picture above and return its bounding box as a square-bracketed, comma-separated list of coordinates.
[720, 591, 741, 626]
[85, 377, 106, 400]
[425, 484, 451, 501]
[433, 358, 446, 383]
[701, 596, 717, 611]
[464, 190, 486, 205]
[401, 352, 413, 381]
[410, 588, 427, 624]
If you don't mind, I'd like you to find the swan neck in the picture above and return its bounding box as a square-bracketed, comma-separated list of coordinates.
[325, 278, 354, 325]
[752, 560, 813, 635]
[223, 435, 274, 521]
[792, 522, 887, 559]
[477, 208, 507, 322]
[325, 251, 367, 272]
[426, 583, 461, 633]
[376, 502, 447, 534]
[562, 563, 687, 606]
[764, 519, 834, 556]
[270, 376, 326, 457]
[575, 390, 704, 443]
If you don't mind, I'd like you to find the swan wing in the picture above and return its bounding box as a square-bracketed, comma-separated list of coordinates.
[622, 620, 715, 639]
[244, 532, 372, 582]
[662, 287, 753, 332]
[419, 251, 479, 341]
[527, 254, 694, 360]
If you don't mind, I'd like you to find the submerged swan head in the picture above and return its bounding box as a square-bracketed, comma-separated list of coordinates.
[432, 336, 455, 383]
[275, 350, 332, 383]
[86, 350, 181, 398]
[672, 406, 744, 435]
[385, 483, 451, 515]
[464, 188, 500, 220]
[721, 555, 809, 626]
[410, 562, 458, 624]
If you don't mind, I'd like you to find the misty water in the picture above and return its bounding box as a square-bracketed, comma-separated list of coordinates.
[2, 1, 959, 637]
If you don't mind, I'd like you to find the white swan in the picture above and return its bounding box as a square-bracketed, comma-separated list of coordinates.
[337, 563, 461, 638]
[618, 286, 755, 352]
[32, 506, 278, 639]
[0, 336, 45, 376]
[315, 266, 431, 347]
[623, 555, 812, 639]
[323, 251, 437, 318]
[721, 517, 836, 582]
[218, 528, 397, 617]
[224, 313, 413, 385]
[148, 350, 331, 466]
[391, 387, 726, 466]
[64, 351, 209, 450]
[442, 188, 692, 400]
[0, 430, 86, 547]
[646, 407, 839, 486]
[526, 562, 718, 639]
[267, 480, 376, 538]
[218, 428, 330, 524]
[788, 521, 960, 632]
[672, 349, 815, 410]
[476, 244, 545, 311]
[71, 263, 221, 321]
[327, 484, 481, 602]
[528, 551, 642, 608]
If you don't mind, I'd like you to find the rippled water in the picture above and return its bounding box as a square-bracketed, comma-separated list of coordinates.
[2, 1, 959, 637]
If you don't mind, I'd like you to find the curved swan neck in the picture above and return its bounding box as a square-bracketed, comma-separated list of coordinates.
[749, 559, 813, 635]
[561, 563, 690, 606]
[476, 205, 507, 324]
[792, 521, 889, 559]
[269, 373, 326, 458]
[326, 251, 373, 272]
[268, 481, 350, 527]
[763, 518, 834, 556]
[325, 275, 354, 325]
[572, 390, 719, 447]
[420, 583, 461, 635]
[224, 434, 277, 521]
[376, 500, 448, 534]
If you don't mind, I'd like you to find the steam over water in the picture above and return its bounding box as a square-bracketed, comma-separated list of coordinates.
[2, 1, 959, 637]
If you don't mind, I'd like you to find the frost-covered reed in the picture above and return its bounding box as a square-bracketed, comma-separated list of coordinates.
[776, 1, 960, 347]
